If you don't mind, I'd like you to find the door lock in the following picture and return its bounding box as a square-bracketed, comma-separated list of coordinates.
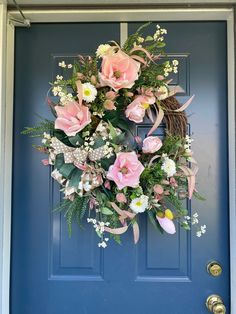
[206, 295, 226, 313]
[207, 261, 222, 277]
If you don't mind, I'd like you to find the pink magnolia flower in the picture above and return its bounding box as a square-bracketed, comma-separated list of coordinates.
[107, 152, 144, 190]
[142, 136, 162, 154]
[156, 215, 176, 234]
[99, 50, 140, 91]
[55, 101, 91, 136]
[125, 95, 156, 123]
[116, 193, 127, 203]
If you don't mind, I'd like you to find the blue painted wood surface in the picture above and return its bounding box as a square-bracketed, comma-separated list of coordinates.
[11, 22, 229, 314]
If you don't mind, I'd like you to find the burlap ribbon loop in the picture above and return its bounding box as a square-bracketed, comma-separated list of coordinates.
[51, 137, 106, 164]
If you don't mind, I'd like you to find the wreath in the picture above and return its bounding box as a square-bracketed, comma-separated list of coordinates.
[23, 23, 206, 248]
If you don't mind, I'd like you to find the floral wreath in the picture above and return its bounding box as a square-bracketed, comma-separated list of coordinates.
[23, 23, 206, 248]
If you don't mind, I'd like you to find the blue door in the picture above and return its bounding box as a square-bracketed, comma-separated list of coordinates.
[11, 22, 229, 314]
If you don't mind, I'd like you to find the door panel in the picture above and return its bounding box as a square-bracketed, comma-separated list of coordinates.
[11, 22, 229, 314]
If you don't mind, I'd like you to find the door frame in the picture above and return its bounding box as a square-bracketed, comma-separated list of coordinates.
[0, 6, 235, 314]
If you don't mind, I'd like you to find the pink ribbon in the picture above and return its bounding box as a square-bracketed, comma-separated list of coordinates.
[104, 202, 140, 243]
[76, 80, 83, 106]
[178, 164, 198, 199]
[130, 46, 153, 62]
[147, 103, 164, 136]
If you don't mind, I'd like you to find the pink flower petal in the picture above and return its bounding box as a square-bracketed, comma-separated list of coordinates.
[156, 216, 176, 234]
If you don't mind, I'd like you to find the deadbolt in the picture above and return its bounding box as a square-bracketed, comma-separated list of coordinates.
[207, 261, 222, 277]
[206, 295, 226, 313]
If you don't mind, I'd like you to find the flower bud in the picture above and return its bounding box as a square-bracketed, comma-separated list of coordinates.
[104, 100, 116, 110]
[90, 75, 97, 85]
[116, 193, 127, 203]
[106, 91, 117, 100]
[153, 184, 164, 195]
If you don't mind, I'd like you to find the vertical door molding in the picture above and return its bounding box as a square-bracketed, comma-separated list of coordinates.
[0, 4, 7, 314]
[227, 10, 236, 314]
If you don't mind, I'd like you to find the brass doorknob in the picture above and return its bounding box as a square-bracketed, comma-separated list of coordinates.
[206, 295, 226, 313]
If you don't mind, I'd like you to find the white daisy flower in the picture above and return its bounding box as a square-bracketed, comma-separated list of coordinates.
[96, 44, 113, 58]
[161, 157, 176, 177]
[82, 82, 97, 103]
[130, 195, 149, 213]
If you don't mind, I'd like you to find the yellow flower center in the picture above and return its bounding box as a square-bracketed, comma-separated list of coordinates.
[84, 89, 91, 96]
[141, 102, 150, 109]
[135, 201, 142, 207]
[165, 209, 174, 220]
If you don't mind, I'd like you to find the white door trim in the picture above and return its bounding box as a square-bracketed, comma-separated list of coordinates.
[1, 7, 235, 314]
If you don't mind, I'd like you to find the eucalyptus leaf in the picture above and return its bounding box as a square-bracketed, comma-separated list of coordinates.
[108, 120, 117, 139]
[148, 211, 164, 234]
[101, 207, 113, 215]
[100, 155, 116, 171]
[59, 163, 75, 178]
[54, 129, 74, 147]
[68, 133, 84, 146]
[92, 137, 105, 149]
[54, 153, 64, 170]
[68, 168, 82, 187]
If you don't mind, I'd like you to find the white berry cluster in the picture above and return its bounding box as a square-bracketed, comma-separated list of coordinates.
[196, 225, 207, 237]
[58, 60, 72, 69]
[163, 59, 179, 77]
[183, 213, 207, 237]
[41, 132, 51, 145]
[87, 218, 110, 248]
[153, 24, 167, 42]
[184, 135, 193, 155]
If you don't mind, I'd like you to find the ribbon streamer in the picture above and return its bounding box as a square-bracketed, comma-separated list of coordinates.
[107, 202, 140, 244]
[147, 103, 164, 136]
[178, 164, 198, 199]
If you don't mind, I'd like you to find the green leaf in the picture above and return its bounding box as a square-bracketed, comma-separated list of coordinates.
[100, 155, 116, 171]
[157, 42, 166, 48]
[54, 129, 74, 147]
[113, 133, 125, 145]
[59, 163, 75, 178]
[54, 153, 64, 170]
[68, 168, 82, 187]
[148, 211, 164, 234]
[92, 137, 105, 149]
[101, 207, 113, 215]
[145, 35, 153, 41]
[68, 133, 84, 146]
[108, 120, 117, 139]
[80, 197, 88, 220]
